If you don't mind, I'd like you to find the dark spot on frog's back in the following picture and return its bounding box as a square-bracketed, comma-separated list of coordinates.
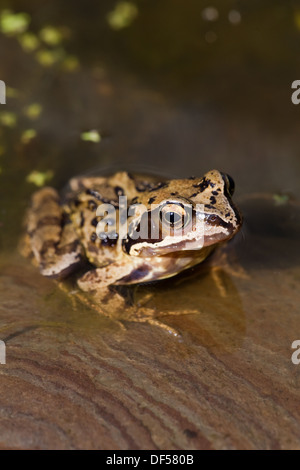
[99, 232, 119, 247]
[136, 180, 167, 193]
[73, 199, 81, 207]
[193, 177, 209, 192]
[148, 196, 156, 204]
[90, 232, 97, 242]
[210, 196, 216, 204]
[149, 182, 168, 192]
[85, 188, 102, 201]
[114, 186, 125, 197]
[80, 211, 84, 228]
[194, 177, 216, 191]
[88, 199, 98, 211]
[118, 264, 150, 284]
[135, 181, 152, 192]
[91, 217, 99, 227]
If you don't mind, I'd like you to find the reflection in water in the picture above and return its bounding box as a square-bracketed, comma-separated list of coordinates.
[131, 263, 245, 353]
[1, 250, 245, 355]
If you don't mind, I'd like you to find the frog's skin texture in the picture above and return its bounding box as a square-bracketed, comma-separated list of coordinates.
[22, 170, 242, 333]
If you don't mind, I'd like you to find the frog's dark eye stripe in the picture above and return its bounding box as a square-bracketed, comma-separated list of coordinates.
[205, 213, 232, 229]
[207, 214, 218, 223]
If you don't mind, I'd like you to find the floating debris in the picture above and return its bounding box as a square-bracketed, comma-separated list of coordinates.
[26, 170, 54, 187]
[0, 9, 30, 36]
[294, 10, 300, 30]
[228, 10, 241, 25]
[18, 32, 40, 51]
[107, 1, 138, 30]
[6, 87, 19, 98]
[21, 129, 37, 144]
[273, 194, 290, 206]
[202, 7, 219, 22]
[39, 26, 63, 46]
[24, 103, 42, 120]
[80, 130, 102, 143]
[35, 48, 65, 67]
[62, 55, 80, 72]
[0, 111, 17, 127]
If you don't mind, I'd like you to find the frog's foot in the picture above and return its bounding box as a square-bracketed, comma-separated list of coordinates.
[25, 187, 83, 279]
[210, 262, 248, 299]
[210, 266, 228, 298]
[211, 249, 250, 281]
[122, 302, 181, 337]
[135, 315, 181, 337]
[68, 288, 127, 332]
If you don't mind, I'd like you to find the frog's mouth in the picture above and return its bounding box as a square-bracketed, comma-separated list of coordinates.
[122, 227, 235, 257]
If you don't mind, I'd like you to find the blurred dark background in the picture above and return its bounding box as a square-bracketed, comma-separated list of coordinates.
[0, 0, 300, 250]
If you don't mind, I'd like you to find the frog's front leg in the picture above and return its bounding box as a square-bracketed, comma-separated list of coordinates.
[25, 187, 83, 278]
[77, 262, 135, 292]
[76, 265, 131, 321]
[77, 267, 181, 337]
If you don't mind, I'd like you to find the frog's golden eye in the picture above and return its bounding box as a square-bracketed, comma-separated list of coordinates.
[159, 202, 191, 231]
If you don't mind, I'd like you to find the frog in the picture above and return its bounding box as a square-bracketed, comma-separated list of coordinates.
[21, 169, 242, 334]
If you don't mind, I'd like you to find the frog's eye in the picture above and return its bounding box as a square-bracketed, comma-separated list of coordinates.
[159, 202, 191, 231]
[222, 173, 235, 197]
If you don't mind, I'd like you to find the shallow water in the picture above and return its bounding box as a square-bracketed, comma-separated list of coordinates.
[0, 0, 300, 450]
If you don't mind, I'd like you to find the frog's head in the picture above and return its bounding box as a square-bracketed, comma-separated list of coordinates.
[122, 170, 242, 258]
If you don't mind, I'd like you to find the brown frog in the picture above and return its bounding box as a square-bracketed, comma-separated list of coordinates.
[21, 170, 242, 333]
